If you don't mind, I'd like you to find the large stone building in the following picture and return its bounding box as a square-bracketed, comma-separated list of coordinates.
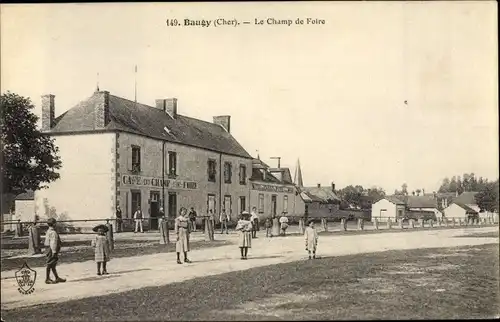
[35, 90, 254, 231]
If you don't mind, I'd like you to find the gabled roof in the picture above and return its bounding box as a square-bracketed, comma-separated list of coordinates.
[302, 186, 341, 203]
[453, 202, 478, 214]
[269, 168, 294, 185]
[300, 191, 324, 203]
[49, 91, 252, 159]
[249, 168, 282, 184]
[15, 190, 35, 200]
[454, 191, 479, 205]
[381, 195, 406, 205]
[406, 195, 438, 209]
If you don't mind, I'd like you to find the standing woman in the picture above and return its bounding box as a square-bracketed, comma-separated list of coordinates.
[236, 211, 253, 260]
[271, 214, 280, 237]
[175, 207, 191, 264]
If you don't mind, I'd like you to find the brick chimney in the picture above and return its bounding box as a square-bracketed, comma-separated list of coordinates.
[331, 182, 335, 192]
[317, 183, 321, 188]
[155, 98, 178, 118]
[41, 94, 55, 131]
[213, 115, 231, 133]
[94, 91, 110, 129]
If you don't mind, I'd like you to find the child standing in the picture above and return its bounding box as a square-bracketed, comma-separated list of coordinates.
[304, 220, 319, 259]
[44, 218, 66, 284]
[92, 224, 111, 275]
[265, 218, 272, 237]
[236, 211, 253, 260]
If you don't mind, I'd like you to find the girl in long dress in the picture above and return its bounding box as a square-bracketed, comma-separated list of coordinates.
[92, 225, 111, 275]
[236, 211, 253, 260]
[175, 207, 191, 264]
[304, 220, 319, 260]
[271, 215, 280, 237]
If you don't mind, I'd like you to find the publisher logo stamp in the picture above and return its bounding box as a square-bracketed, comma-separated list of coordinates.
[15, 262, 36, 295]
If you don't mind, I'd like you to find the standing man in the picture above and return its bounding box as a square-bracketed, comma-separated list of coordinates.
[134, 207, 144, 233]
[115, 205, 123, 233]
[188, 207, 197, 232]
[220, 208, 229, 234]
[44, 218, 66, 284]
[250, 207, 259, 238]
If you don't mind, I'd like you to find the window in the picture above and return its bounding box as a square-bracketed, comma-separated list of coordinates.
[239, 196, 246, 215]
[224, 162, 232, 184]
[131, 146, 141, 172]
[207, 194, 216, 214]
[258, 194, 265, 213]
[271, 195, 277, 216]
[239, 164, 247, 185]
[131, 191, 141, 216]
[224, 196, 232, 218]
[283, 195, 288, 214]
[168, 151, 177, 176]
[168, 193, 177, 218]
[208, 159, 217, 182]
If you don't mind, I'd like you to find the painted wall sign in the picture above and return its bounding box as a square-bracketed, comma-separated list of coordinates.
[122, 175, 197, 190]
[251, 183, 294, 193]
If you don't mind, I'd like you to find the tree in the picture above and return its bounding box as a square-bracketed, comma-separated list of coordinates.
[401, 183, 408, 196]
[449, 176, 458, 193]
[415, 189, 421, 196]
[475, 180, 499, 213]
[439, 177, 451, 193]
[1, 92, 62, 195]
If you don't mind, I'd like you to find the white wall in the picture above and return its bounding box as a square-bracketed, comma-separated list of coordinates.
[35, 133, 115, 229]
[15, 200, 35, 222]
[443, 203, 467, 219]
[371, 199, 397, 221]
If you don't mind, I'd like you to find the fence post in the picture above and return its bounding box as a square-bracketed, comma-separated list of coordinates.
[204, 216, 214, 241]
[398, 218, 404, 229]
[14, 220, 22, 238]
[340, 218, 347, 231]
[357, 218, 364, 231]
[386, 218, 392, 230]
[429, 219, 434, 228]
[443, 218, 448, 227]
[323, 218, 328, 232]
[159, 217, 170, 245]
[373, 218, 379, 230]
[106, 220, 114, 251]
[298, 217, 305, 234]
[409, 219, 415, 229]
[27, 224, 41, 255]
[417, 218, 423, 228]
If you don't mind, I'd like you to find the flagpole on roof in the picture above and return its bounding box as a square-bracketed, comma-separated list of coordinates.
[134, 65, 138, 104]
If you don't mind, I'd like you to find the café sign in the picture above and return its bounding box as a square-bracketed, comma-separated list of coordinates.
[251, 183, 294, 193]
[122, 175, 197, 190]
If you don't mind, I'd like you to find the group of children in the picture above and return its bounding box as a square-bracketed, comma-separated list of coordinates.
[42, 211, 319, 284]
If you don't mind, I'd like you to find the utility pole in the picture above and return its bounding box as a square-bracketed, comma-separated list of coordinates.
[270, 156, 281, 168]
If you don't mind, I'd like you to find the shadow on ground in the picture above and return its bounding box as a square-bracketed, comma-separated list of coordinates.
[2, 243, 498, 321]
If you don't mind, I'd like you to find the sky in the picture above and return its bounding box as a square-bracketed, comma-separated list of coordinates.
[1, 2, 498, 193]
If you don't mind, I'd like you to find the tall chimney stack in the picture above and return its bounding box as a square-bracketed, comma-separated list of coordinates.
[213, 115, 231, 133]
[41, 94, 55, 131]
[331, 182, 335, 192]
[317, 183, 321, 188]
[94, 91, 110, 129]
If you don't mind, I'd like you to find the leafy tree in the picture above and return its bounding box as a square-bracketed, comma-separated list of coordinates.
[415, 189, 421, 196]
[438, 177, 451, 193]
[401, 183, 408, 196]
[475, 180, 499, 213]
[449, 176, 458, 193]
[1, 92, 62, 195]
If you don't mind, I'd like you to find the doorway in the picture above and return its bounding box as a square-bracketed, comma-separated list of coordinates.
[168, 192, 177, 219]
[271, 195, 277, 216]
[149, 191, 160, 230]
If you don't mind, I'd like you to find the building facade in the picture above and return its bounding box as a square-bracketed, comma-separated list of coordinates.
[370, 196, 406, 221]
[36, 90, 253, 231]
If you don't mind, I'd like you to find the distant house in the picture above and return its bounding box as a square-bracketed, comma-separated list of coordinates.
[405, 195, 443, 220]
[371, 196, 406, 221]
[301, 183, 342, 215]
[15, 190, 36, 223]
[443, 202, 479, 220]
[453, 191, 480, 213]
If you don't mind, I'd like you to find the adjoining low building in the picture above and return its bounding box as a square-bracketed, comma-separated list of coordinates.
[405, 195, 443, 220]
[14, 191, 35, 223]
[371, 196, 406, 221]
[443, 202, 479, 221]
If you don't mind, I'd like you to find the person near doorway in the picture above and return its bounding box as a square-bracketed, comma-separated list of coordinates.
[134, 207, 144, 233]
[175, 207, 191, 264]
[159, 207, 169, 244]
[279, 213, 289, 236]
[208, 209, 215, 240]
[272, 214, 280, 237]
[265, 217, 272, 237]
[115, 205, 123, 233]
[188, 207, 197, 232]
[220, 208, 229, 234]
[250, 207, 259, 238]
[236, 211, 252, 260]
[44, 218, 66, 284]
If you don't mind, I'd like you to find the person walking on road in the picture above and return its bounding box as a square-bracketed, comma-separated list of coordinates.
[175, 207, 191, 264]
[220, 208, 229, 234]
[250, 207, 259, 238]
[92, 224, 111, 275]
[236, 211, 253, 260]
[304, 219, 319, 260]
[188, 207, 197, 232]
[133, 207, 144, 233]
[44, 218, 66, 284]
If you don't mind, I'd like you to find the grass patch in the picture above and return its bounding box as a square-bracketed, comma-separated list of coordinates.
[455, 231, 499, 238]
[0, 240, 231, 272]
[2, 243, 498, 321]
